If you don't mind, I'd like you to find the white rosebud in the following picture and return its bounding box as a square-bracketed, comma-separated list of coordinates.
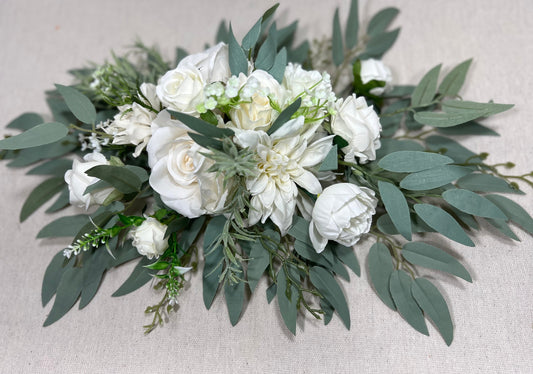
[64, 152, 115, 209]
[331, 94, 381, 164]
[129, 217, 168, 259]
[105, 83, 160, 157]
[156, 64, 205, 115]
[359, 59, 393, 96]
[179, 42, 231, 84]
[309, 183, 378, 253]
[146, 111, 227, 218]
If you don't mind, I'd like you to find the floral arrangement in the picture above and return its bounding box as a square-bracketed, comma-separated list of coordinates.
[1, 1, 532, 345]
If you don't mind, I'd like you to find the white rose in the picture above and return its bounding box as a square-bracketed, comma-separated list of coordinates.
[228, 70, 283, 131]
[129, 217, 168, 259]
[179, 42, 231, 83]
[331, 94, 381, 164]
[359, 59, 393, 96]
[309, 183, 378, 253]
[105, 83, 160, 157]
[64, 152, 115, 209]
[156, 64, 205, 115]
[147, 110, 226, 218]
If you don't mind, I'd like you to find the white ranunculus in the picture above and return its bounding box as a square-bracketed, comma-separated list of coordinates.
[228, 70, 284, 131]
[64, 152, 115, 209]
[309, 183, 378, 253]
[179, 42, 231, 83]
[359, 59, 393, 96]
[156, 64, 205, 115]
[331, 94, 381, 164]
[234, 116, 333, 234]
[105, 83, 160, 157]
[147, 111, 226, 218]
[129, 217, 168, 259]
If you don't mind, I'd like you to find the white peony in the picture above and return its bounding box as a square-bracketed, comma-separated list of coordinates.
[146, 110, 226, 218]
[359, 59, 393, 96]
[233, 116, 333, 234]
[64, 152, 115, 209]
[156, 64, 205, 115]
[105, 83, 160, 157]
[228, 70, 284, 131]
[179, 42, 231, 84]
[331, 94, 381, 164]
[309, 183, 378, 253]
[129, 217, 168, 259]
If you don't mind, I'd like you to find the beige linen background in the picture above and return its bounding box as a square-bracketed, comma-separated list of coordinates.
[0, 0, 532, 373]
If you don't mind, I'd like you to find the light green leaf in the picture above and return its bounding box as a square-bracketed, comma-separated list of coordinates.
[485, 195, 533, 235]
[309, 266, 350, 329]
[43, 266, 84, 326]
[85, 165, 142, 194]
[368, 242, 396, 310]
[277, 266, 298, 335]
[42, 251, 73, 307]
[345, 0, 359, 49]
[378, 181, 412, 240]
[37, 214, 89, 238]
[362, 28, 400, 59]
[438, 59, 472, 96]
[112, 257, 157, 297]
[400, 165, 472, 191]
[0, 122, 68, 150]
[55, 84, 96, 124]
[228, 24, 248, 76]
[318, 144, 338, 171]
[442, 189, 507, 220]
[402, 242, 472, 282]
[20, 177, 64, 222]
[411, 278, 453, 345]
[389, 270, 428, 335]
[7, 112, 43, 131]
[224, 271, 245, 326]
[379, 151, 453, 173]
[332, 9, 344, 66]
[414, 204, 474, 246]
[442, 100, 514, 117]
[267, 98, 301, 135]
[268, 47, 287, 83]
[168, 111, 233, 138]
[367, 7, 399, 36]
[411, 64, 441, 107]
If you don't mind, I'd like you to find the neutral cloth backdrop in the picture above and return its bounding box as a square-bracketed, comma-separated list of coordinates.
[0, 0, 532, 373]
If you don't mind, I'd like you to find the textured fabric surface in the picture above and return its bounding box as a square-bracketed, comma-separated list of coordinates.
[0, 0, 532, 373]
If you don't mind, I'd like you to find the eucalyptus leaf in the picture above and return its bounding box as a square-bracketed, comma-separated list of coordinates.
[80, 241, 116, 309]
[376, 138, 424, 159]
[267, 98, 301, 135]
[367, 7, 399, 36]
[20, 177, 65, 222]
[85, 165, 142, 194]
[42, 251, 73, 307]
[228, 24, 248, 76]
[378, 181, 411, 240]
[485, 218, 520, 241]
[241, 17, 262, 51]
[411, 278, 453, 345]
[288, 41, 310, 65]
[442, 100, 513, 117]
[414, 204, 474, 246]
[256, 33, 277, 71]
[7, 134, 76, 167]
[55, 84, 96, 124]
[43, 266, 84, 326]
[188, 133, 223, 150]
[37, 214, 89, 238]
[224, 270, 245, 326]
[438, 59, 472, 97]
[332, 9, 344, 66]
[362, 28, 400, 59]
[268, 47, 287, 83]
[320, 298, 335, 325]
[457, 173, 522, 194]
[277, 266, 298, 335]
[389, 270, 428, 335]
[367, 242, 396, 310]
[345, 0, 359, 49]
[411, 64, 441, 107]
[332, 243, 360, 276]
[310, 266, 350, 329]
[414, 110, 486, 128]
[485, 194, 533, 235]
[0, 122, 68, 150]
[27, 158, 73, 176]
[7, 112, 43, 131]
[437, 121, 499, 136]
[400, 165, 472, 191]
[378, 151, 453, 173]
[203, 216, 226, 309]
[247, 241, 271, 293]
[112, 257, 157, 297]
[45, 186, 70, 213]
[276, 21, 298, 47]
[266, 283, 277, 304]
[318, 144, 338, 172]
[442, 189, 507, 220]
[402, 242, 472, 282]
[425, 135, 479, 164]
[169, 111, 233, 138]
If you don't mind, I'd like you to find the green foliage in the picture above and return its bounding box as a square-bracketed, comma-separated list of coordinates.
[267, 97, 302, 135]
[389, 270, 428, 335]
[6, 112, 43, 131]
[55, 84, 96, 124]
[411, 64, 441, 107]
[0, 122, 68, 150]
[414, 204, 474, 246]
[368, 243, 396, 310]
[20, 177, 65, 222]
[378, 181, 412, 240]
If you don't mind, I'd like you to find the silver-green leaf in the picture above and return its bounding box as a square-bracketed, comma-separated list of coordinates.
[414, 204, 474, 247]
[55, 84, 96, 124]
[378, 181, 411, 240]
[442, 189, 507, 220]
[411, 64, 441, 107]
[368, 242, 396, 310]
[378, 151, 453, 173]
[0, 122, 68, 150]
[389, 270, 428, 335]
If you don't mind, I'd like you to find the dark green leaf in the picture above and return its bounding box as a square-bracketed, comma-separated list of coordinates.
[389, 270, 428, 335]
[332, 243, 360, 276]
[7, 112, 43, 131]
[188, 132, 223, 150]
[180, 216, 206, 251]
[43, 266, 84, 326]
[27, 158, 73, 176]
[332, 9, 344, 66]
[256, 34, 277, 71]
[437, 121, 499, 136]
[378, 181, 412, 240]
[268, 47, 287, 83]
[242, 18, 262, 51]
[0, 122, 68, 150]
[248, 241, 271, 293]
[414, 204, 474, 246]
[320, 298, 335, 325]
[442, 189, 507, 220]
[379, 151, 453, 173]
[266, 283, 277, 304]
[169, 110, 233, 138]
[276, 21, 298, 47]
[37, 214, 89, 238]
[85, 165, 142, 194]
[46, 186, 70, 213]
[362, 28, 400, 59]
[448, 206, 479, 230]
[345, 0, 359, 49]
[112, 257, 157, 297]
[402, 242, 471, 282]
[368, 242, 396, 310]
[485, 195, 533, 235]
[80, 241, 116, 309]
[425, 135, 479, 164]
[383, 84, 414, 98]
[7, 134, 76, 168]
[216, 21, 229, 43]
[277, 266, 298, 335]
[260, 3, 279, 26]
[287, 41, 310, 65]
[367, 7, 399, 36]
[318, 144, 338, 172]
[267, 98, 301, 135]
[55, 84, 96, 124]
[42, 251, 73, 307]
[228, 24, 248, 76]
[310, 266, 350, 329]
[20, 177, 64, 222]
[438, 59, 472, 97]
[175, 47, 188, 66]
[224, 272, 245, 326]
[400, 165, 472, 191]
[203, 216, 226, 309]
[411, 64, 441, 107]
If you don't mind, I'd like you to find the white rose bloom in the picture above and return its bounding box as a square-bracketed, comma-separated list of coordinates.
[309, 183, 378, 253]
[147, 111, 226, 218]
[283, 63, 335, 107]
[156, 64, 205, 115]
[331, 94, 381, 164]
[105, 83, 160, 157]
[228, 70, 284, 131]
[234, 116, 333, 234]
[129, 217, 168, 259]
[359, 59, 393, 96]
[179, 42, 231, 83]
[64, 152, 114, 209]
